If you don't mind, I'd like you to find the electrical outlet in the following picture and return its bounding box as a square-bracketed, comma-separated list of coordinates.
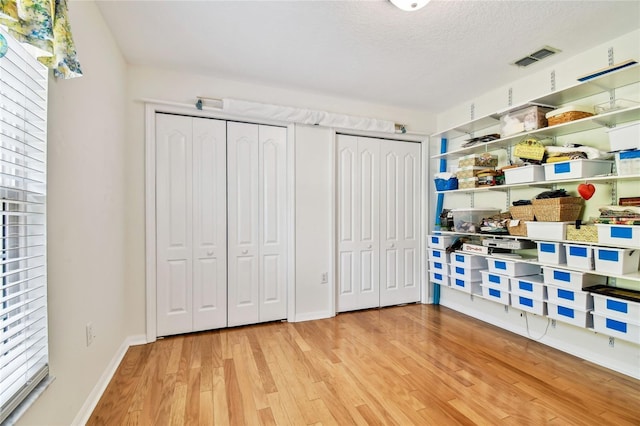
[609, 337, 615, 348]
[551, 319, 556, 328]
[321, 272, 328, 284]
[86, 323, 95, 347]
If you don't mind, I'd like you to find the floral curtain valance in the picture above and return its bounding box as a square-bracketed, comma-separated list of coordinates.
[0, 0, 82, 78]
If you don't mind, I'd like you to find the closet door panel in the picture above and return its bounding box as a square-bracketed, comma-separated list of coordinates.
[380, 141, 420, 307]
[192, 117, 227, 331]
[227, 122, 260, 327]
[258, 125, 287, 322]
[156, 114, 193, 336]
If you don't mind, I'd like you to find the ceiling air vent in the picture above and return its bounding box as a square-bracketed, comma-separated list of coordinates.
[512, 46, 560, 67]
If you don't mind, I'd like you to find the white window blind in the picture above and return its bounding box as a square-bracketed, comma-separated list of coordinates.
[0, 27, 48, 424]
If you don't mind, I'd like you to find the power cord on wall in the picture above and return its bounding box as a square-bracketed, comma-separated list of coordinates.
[523, 312, 551, 341]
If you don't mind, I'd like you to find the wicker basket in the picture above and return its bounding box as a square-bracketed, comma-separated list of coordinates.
[547, 111, 594, 126]
[532, 197, 584, 222]
[566, 224, 598, 242]
[507, 220, 528, 236]
[509, 204, 534, 221]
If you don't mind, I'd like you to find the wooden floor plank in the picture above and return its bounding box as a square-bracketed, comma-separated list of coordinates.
[88, 305, 640, 425]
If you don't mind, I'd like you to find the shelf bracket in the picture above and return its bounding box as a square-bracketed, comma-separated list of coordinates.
[550, 70, 556, 92]
[508, 87, 513, 107]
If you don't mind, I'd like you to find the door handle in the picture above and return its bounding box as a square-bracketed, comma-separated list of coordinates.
[367, 244, 372, 249]
[242, 249, 248, 255]
[390, 243, 395, 248]
[207, 250, 214, 256]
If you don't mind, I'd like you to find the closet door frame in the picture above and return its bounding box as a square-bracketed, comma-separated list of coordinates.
[144, 102, 295, 342]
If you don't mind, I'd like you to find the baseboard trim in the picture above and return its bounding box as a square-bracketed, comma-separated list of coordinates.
[72, 334, 147, 426]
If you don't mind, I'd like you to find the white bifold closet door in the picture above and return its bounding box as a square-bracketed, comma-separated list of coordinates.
[156, 114, 228, 336]
[227, 122, 287, 327]
[337, 135, 420, 312]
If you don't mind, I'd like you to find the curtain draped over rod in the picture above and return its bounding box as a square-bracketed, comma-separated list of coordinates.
[0, 0, 82, 78]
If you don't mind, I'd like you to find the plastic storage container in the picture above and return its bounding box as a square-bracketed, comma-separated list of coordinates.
[428, 248, 450, 263]
[525, 221, 572, 241]
[428, 261, 448, 276]
[451, 252, 488, 269]
[606, 121, 640, 152]
[500, 105, 554, 137]
[596, 224, 640, 247]
[547, 285, 593, 309]
[547, 302, 593, 328]
[592, 293, 640, 323]
[543, 159, 613, 181]
[450, 276, 482, 294]
[480, 270, 510, 291]
[487, 258, 541, 277]
[428, 234, 456, 250]
[451, 265, 483, 282]
[451, 208, 501, 233]
[564, 243, 594, 270]
[429, 270, 449, 286]
[481, 284, 510, 305]
[503, 165, 545, 185]
[592, 312, 640, 344]
[511, 293, 546, 315]
[593, 247, 640, 275]
[543, 267, 604, 290]
[536, 241, 566, 265]
[510, 275, 546, 300]
[615, 149, 640, 176]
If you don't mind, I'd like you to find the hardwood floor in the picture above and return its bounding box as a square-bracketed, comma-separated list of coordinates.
[88, 305, 640, 425]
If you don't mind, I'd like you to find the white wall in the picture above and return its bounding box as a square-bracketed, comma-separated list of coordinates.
[432, 29, 640, 378]
[16, 2, 130, 425]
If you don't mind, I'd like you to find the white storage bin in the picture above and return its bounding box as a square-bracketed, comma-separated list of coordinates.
[451, 252, 488, 269]
[451, 265, 483, 282]
[429, 270, 449, 286]
[543, 267, 604, 290]
[547, 302, 593, 328]
[428, 234, 456, 250]
[592, 293, 640, 323]
[487, 258, 541, 277]
[536, 241, 566, 265]
[480, 270, 510, 291]
[428, 248, 450, 263]
[594, 247, 640, 275]
[451, 208, 501, 233]
[450, 276, 482, 294]
[592, 312, 640, 344]
[606, 121, 640, 152]
[547, 285, 593, 309]
[525, 221, 572, 241]
[543, 159, 612, 181]
[503, 165, 545, 185]
[510, 275, 546, 300]
[481, 284, 510, 305]
[428, 260, 448, 276]
[596, 224, 640, 248]
[615, 149, 640, 176]
[511, 293, 546, 316]
[565, 243, 594, 270]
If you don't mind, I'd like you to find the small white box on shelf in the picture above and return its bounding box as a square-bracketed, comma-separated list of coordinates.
[481, 284, 510, 305]
[480, 270, 510, 291]
[510, 275, 546, 300]
[487, 258, 541, 277]
[543, 267, 604, 290]
[428, 248, 450, 263]
[428, 234, 456, 250]
[592, 294, 640, 323]
[536, 241, 566, 265]
[615, 150, 640, 176]
[543, 159, 613, 181]
[547, 302, 593, 328]
[428, 261, 448, 276]
[525, 221, 572, 241]
[596, 224, 640, 248]
[451, 252, 488, 269]
[450, 276, 482, 294]
[594, 247, 640, 275]
[547, 285, 593, 310]
[503, 165, 545, 185]
[592, 312, 640, 344]
[606, 121, 640, 152]
[564, 243, 594, 270]
[429, 270, 449, 286]
[511, 293, 546, 316]
[451, 265, 483, 282]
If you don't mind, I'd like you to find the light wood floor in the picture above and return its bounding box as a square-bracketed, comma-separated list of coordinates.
[88, 305, 640, 425]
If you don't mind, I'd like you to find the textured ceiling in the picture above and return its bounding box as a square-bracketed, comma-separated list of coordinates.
[95, 0, 640, 112]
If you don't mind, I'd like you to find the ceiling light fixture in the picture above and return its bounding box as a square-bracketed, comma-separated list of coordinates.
[390, 0, 430, 12]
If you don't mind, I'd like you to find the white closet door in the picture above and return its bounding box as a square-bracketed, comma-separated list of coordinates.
[156, 114, 194, 336]
[258, 125, 288, 322]
[227, 122, 261, 326]
[192, 117, 228, 331]
[379, 140, 421, 307]
[337, 135, 380, 312]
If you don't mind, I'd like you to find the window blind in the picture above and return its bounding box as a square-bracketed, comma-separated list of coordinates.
[0, 27, 48, 424]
